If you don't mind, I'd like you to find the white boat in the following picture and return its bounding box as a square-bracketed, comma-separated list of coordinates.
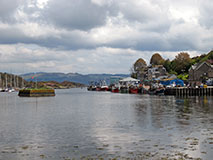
[8, 88, 15, 92]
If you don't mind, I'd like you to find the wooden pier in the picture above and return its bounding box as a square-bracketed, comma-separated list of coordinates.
[164, 87, 213, 96]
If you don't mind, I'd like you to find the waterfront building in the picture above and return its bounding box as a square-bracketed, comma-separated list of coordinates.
[189, 60, 213, 86]
[147, 65, 168, 81]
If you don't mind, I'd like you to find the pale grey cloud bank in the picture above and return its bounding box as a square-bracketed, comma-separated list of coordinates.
[0, 0, 212, 74]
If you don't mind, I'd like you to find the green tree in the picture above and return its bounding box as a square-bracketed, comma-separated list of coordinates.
[173, 52, 191, 74]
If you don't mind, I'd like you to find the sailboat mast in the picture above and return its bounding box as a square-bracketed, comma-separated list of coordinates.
[5, 73, 7, 89]
[13, 75, 15, 88]
[0, 73, 1, 89]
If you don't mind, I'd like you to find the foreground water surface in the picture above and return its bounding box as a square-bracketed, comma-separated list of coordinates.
[0, 88, 213, 160]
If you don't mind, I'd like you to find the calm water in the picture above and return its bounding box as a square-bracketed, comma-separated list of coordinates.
[0, 88, 213, 160]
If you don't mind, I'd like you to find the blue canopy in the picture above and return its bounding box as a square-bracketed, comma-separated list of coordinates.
[160, 79, 184, 86]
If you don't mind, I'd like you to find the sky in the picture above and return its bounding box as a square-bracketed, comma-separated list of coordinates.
[0, 0, 212, 74]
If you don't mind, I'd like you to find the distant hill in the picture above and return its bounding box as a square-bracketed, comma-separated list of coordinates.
[26, 81, 86, 89]
[21, 72, 129, 85]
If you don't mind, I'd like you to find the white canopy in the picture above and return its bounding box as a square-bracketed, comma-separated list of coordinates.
[119, 77, 140, 82]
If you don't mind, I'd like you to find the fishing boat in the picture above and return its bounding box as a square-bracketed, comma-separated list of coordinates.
[87, 86, 96, 91]
[96, 87, 101, 91]
[94, 80, 109, 91]
[100, 85, 108, 91]
[87, 81, 97, 91]
[100, 80, 108, 91]
[129, 87, 138, 94]
[155, 88, 165, 95]
[111, 87, 119, 93]
[149, 87, 165, 95]
[120, 86, 129, 93]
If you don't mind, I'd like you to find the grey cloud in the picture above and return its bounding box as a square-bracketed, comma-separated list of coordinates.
[115, 1, 173, 34]
[41, 0, 115, 31]
[0, 0, 21, 22]
[0, 26, 99, 50]
[118, 1, 157, 23]
[0, 24, 206, 53]
[0, 27, 32, 44]
[37, 34, 96, 50]
[105, 33, 170, 52]
[0, 0, 212, 54]
[199, 0, 213, 29]
[118, 1, 169, 22]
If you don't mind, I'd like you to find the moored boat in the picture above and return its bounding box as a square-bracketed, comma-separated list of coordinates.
[120, 86, 129, 93]
[129, 87, 138, 94]
[111, 86, 119, 93]
[100, 86, 108, 91]
[87, 81, 97, 91]
[155, 88, 165, 95]
[87, 85, 97, 91]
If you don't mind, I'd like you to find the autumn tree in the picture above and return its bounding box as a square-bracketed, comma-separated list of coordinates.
[131, 58, 147, 80]
[173, 52, 191, 74]
[150, 53, 165, 65]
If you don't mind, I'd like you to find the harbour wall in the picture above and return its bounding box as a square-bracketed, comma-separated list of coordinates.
[164, 87, 213, 96]
[18, 89, 55, 97]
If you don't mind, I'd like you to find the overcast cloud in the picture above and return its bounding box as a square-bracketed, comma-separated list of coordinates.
[0, 0, 212, 74]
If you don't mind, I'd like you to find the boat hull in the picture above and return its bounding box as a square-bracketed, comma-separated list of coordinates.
[100, 87, 108, 91]
[129, 88, 138, 94]
[120, 87, 129, 93]
[111, 88, 119, 93]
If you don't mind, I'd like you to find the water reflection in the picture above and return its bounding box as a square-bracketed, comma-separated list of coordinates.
[0, 89, 212, 159]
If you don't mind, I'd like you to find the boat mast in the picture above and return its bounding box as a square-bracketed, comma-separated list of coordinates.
[22, 77, 24, 88]
[5, 73, 7, 89]
[13, 75, 15, 88]
[10, 74, 12, 88]
[0, 73, 1, 89]
[16, 75, 18, 88]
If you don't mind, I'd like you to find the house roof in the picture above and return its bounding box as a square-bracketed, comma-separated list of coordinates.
[195, 61, 213, 71]
[190, 61, 213, 71]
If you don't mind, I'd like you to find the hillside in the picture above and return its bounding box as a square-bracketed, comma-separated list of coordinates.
[200, 50, 213, 63]
[191, 50, 213, 64]
[21, 73, 129, 85]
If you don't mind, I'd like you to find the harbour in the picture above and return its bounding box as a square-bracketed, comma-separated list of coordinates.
[1, 0, 213, 159]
